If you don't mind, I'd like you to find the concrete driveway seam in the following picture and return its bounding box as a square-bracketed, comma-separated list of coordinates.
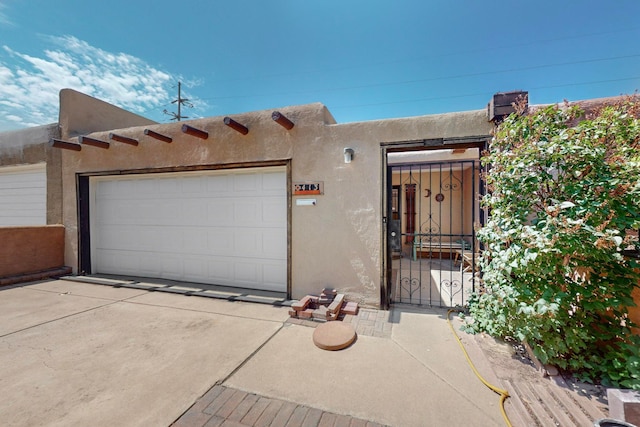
[171, 323, 286, 423]
[0, 299, 118, 339]
[220, 323, 286, 386]
[122, 298, 287, 325]
[389, 332, 502, 421]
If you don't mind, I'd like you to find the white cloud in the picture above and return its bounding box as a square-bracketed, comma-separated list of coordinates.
[0, 35, 190, 131]
[0, 2, 13, 27]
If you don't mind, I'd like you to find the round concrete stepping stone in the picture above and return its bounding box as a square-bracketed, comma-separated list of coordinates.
[312, 321, 357, 351]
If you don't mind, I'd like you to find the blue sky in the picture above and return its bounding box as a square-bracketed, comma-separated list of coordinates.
[0, 0, 639, 131]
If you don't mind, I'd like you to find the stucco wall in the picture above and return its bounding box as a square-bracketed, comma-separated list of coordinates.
[0, 225, 65, 277]
[58, 101, 492, 306]
[59, 89, 157, 138]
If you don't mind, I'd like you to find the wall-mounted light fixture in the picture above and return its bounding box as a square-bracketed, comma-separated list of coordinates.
[344, 148, 354, 163]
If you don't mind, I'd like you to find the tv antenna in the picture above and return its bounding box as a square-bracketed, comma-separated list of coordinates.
[163, 81, 193, 121]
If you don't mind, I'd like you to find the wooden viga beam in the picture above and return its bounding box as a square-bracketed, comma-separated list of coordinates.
[181, 124, 209, 139]
[144, 129, 172, 143]
[49, 138, 81, 151]
[109, 133, 139, 146]
[223, 117, 249, 135]
[79, 136, 109, 149]
[272, 111, 294, 130]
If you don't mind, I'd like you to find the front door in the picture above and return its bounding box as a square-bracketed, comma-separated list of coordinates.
[385, 151, 481, 307]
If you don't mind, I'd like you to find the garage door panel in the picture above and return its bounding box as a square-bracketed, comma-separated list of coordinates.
[0, 164, 46, 226]
[161, 257, 183, 278]
[207, 229, 234, 254]
[182, 257, 209, 280]
[262, 199, 286, 223]
[234, 173, 260, 192]
[138, 253, 162, 276]
[262, 230, 287, 258]
[233, 200, 261, 225]
[0, 196, 44, 208]
[206, 199, 234, 224]
[205, 174, 232, 194]
[162, 228, 184, 251]
[0, 186, 43, 196]
[207, 259, 233, 282]
[263, 262, 287, 288]
[234, 231, 262, 257]
[262, 170, 286, 190]
[234, 261, 259, 286]
[92, 167, 287, 292]
[179, 199, 206, 225]
[96, 249, 139, 273]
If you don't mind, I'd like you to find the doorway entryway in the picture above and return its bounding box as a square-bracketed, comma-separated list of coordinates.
[383, 145, 484, 308]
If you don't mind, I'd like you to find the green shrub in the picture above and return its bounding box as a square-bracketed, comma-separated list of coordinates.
[465, 97, 640, 388]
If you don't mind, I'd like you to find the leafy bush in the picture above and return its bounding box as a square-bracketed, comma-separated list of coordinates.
[465, 97, 640, 388]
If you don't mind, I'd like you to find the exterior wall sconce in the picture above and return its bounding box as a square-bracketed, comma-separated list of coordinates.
[344, 148, 354, 163]
[224, 117, 249, 135]
[272, 111, 295, 130]
[109, 133, 139, 146]
[144, 129, 172, 143]
[79, 136, 110, 149]
[49, 138, 81, 151]
[181, 124, 209, 140]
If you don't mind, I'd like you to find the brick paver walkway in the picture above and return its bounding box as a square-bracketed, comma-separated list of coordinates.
[171, 385, 387, 427]
[286, 308, 392, 339]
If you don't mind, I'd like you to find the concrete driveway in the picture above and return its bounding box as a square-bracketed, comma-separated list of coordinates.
[0, 279, 505, 427]
[0, 279, 288, 427]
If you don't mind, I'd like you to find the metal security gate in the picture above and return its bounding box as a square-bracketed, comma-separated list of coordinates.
[386, 158, 480, 307]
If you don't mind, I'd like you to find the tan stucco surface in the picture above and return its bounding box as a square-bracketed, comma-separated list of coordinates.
[56, 94, 491, 306]
[59, 89, 157, 138]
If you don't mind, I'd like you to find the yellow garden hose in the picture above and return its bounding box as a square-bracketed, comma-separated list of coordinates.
[447, 309, 513, 427]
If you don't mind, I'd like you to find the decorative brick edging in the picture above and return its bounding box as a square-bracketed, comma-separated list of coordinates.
[286, 308, 392, 339]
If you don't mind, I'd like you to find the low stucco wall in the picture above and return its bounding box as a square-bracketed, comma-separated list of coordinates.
[0, 225, 65, 277]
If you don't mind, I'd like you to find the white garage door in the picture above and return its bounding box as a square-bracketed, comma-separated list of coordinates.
[90, 167, 287, 292]
[0, 163, 46, 226]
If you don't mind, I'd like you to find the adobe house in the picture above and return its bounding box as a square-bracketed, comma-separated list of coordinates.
[1, 88, 503, 307]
